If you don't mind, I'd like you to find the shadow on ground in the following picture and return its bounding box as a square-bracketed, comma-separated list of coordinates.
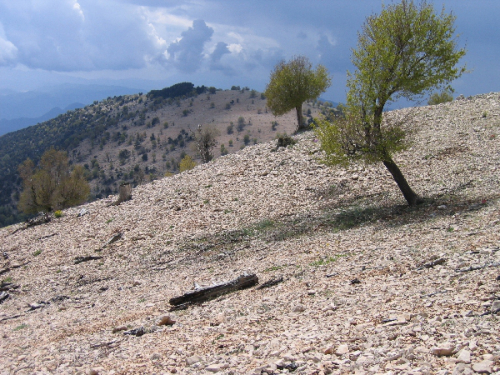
[180, 188, 498, 255]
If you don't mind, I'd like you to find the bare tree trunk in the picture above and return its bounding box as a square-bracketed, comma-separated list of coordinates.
[383, 157, 423, 206]
[296, 105, 306, 131]
[112, 183, 132, 206]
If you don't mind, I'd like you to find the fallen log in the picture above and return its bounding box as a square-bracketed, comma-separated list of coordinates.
[417, 257, 446, 270]
[74, 256, 103, 265]
[455, 261, 500, 273]
[169, 273, 258, 310]
[256, 276, 284, 290]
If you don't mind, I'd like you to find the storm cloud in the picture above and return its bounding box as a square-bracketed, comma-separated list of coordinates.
[166, 20, 214, 73]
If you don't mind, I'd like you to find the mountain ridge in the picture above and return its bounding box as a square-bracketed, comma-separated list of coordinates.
[0, 84, 327, 227]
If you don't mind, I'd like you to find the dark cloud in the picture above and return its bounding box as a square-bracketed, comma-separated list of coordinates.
[252, 48, 285, 70]
[167, 19, 214, 73]
[209, 42, 235, 75]
[211, 42, 230, 63]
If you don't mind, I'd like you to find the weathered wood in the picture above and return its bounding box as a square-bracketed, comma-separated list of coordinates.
[100, 232, 122, 250]
[74, 256, 103, 265]
[26, 213, 51, 227]
[256, 276, 284, 290]
[0, 262, 30, 276]
[417, 257, 446, 270]
[0, 314, 23, 322]
[111, 183, 132, 206]
[10, 213, 51, 235]
[169, 273, 258, 308]
[455, 261, 500, 273]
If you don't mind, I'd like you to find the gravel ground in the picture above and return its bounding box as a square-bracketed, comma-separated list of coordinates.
[1, 93, 500, 374]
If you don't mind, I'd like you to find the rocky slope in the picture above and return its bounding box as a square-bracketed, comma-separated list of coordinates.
[1, 93, 500, 374]
[0, 85, 322, 228]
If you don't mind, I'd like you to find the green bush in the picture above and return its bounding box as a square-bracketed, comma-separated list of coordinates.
[275, 133, 296, 149]
[428, 90, 454, 105]
[54, 210, 63, 218]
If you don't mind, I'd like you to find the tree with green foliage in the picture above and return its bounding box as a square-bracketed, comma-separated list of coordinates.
[428, 90, 454, 105]
[18, 149, 90, 214]
[191, 124, 220, 163]
[179, 155, 196, 172]
[265, 56, 331, 132]
[314, 0, 466, 206]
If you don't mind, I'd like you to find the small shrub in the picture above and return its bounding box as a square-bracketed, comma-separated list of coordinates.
[220, 144, 228, 156]
[33, 250, 42, 256]
[428, 90, 454, 105]
[54, 210, 63, 218]
[275, 133, 296, 148]
[179, 155, 196, 172]
[237, 117, 245, 131]
[13, 324, 27, 331]
[225, 103, 231, 110]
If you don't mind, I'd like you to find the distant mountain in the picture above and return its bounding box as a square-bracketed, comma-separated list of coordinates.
[0, 83, 143, 127]
[0, 103, 84, 136]
[0, 83, 328, 228]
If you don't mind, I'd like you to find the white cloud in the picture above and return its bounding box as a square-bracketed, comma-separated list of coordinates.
[0, 23, 17, 65]
[165, 19, 214, 73]
[227, 44, 242, 54]
[0, 37, 17, 65]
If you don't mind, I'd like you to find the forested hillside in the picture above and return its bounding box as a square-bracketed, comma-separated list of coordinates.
[0, 82, 330, 227]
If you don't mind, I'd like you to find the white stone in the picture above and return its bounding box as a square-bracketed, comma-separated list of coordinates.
[456, 349, 471, 364]
[472, 360, 493, 374]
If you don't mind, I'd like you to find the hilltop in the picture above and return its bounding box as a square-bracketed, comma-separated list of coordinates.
[0, 83, 324, 227]
[1, 93, 499, 374]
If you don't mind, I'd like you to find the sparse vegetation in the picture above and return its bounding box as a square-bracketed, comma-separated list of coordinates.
[18, 149, 90, 215]
[265, 55, 331, 132]
[0, 82, 316, 228]
[179, 155, 196, 172]
[314, 0, 466, 206]
[428, 90, 454, 105]
[192, 124, 220, 163]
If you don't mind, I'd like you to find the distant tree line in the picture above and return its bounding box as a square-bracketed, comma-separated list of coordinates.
[147, 82, 216, 100]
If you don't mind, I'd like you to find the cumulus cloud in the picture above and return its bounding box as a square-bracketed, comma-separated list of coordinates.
[166, 19, 214, 73]
[208, 42, 235, 75]
[0, 24, 17, 65]
[0, 0, 160, 71]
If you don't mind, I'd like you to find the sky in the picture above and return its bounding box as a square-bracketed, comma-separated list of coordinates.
[0, 0, 498, 105]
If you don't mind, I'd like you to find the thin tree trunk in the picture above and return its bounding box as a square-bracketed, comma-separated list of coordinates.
[382, 157, 423, 206]
[296, 105, 305, 131]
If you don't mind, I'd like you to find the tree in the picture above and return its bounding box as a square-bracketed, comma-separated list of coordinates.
[179, 155, 196, 172]
[191, 124, 220, 163]
[428, 90, 454, 105]
[314, 0, 466, 206]
[18, 149, 90, 214]
[265, 56, 331, 132]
